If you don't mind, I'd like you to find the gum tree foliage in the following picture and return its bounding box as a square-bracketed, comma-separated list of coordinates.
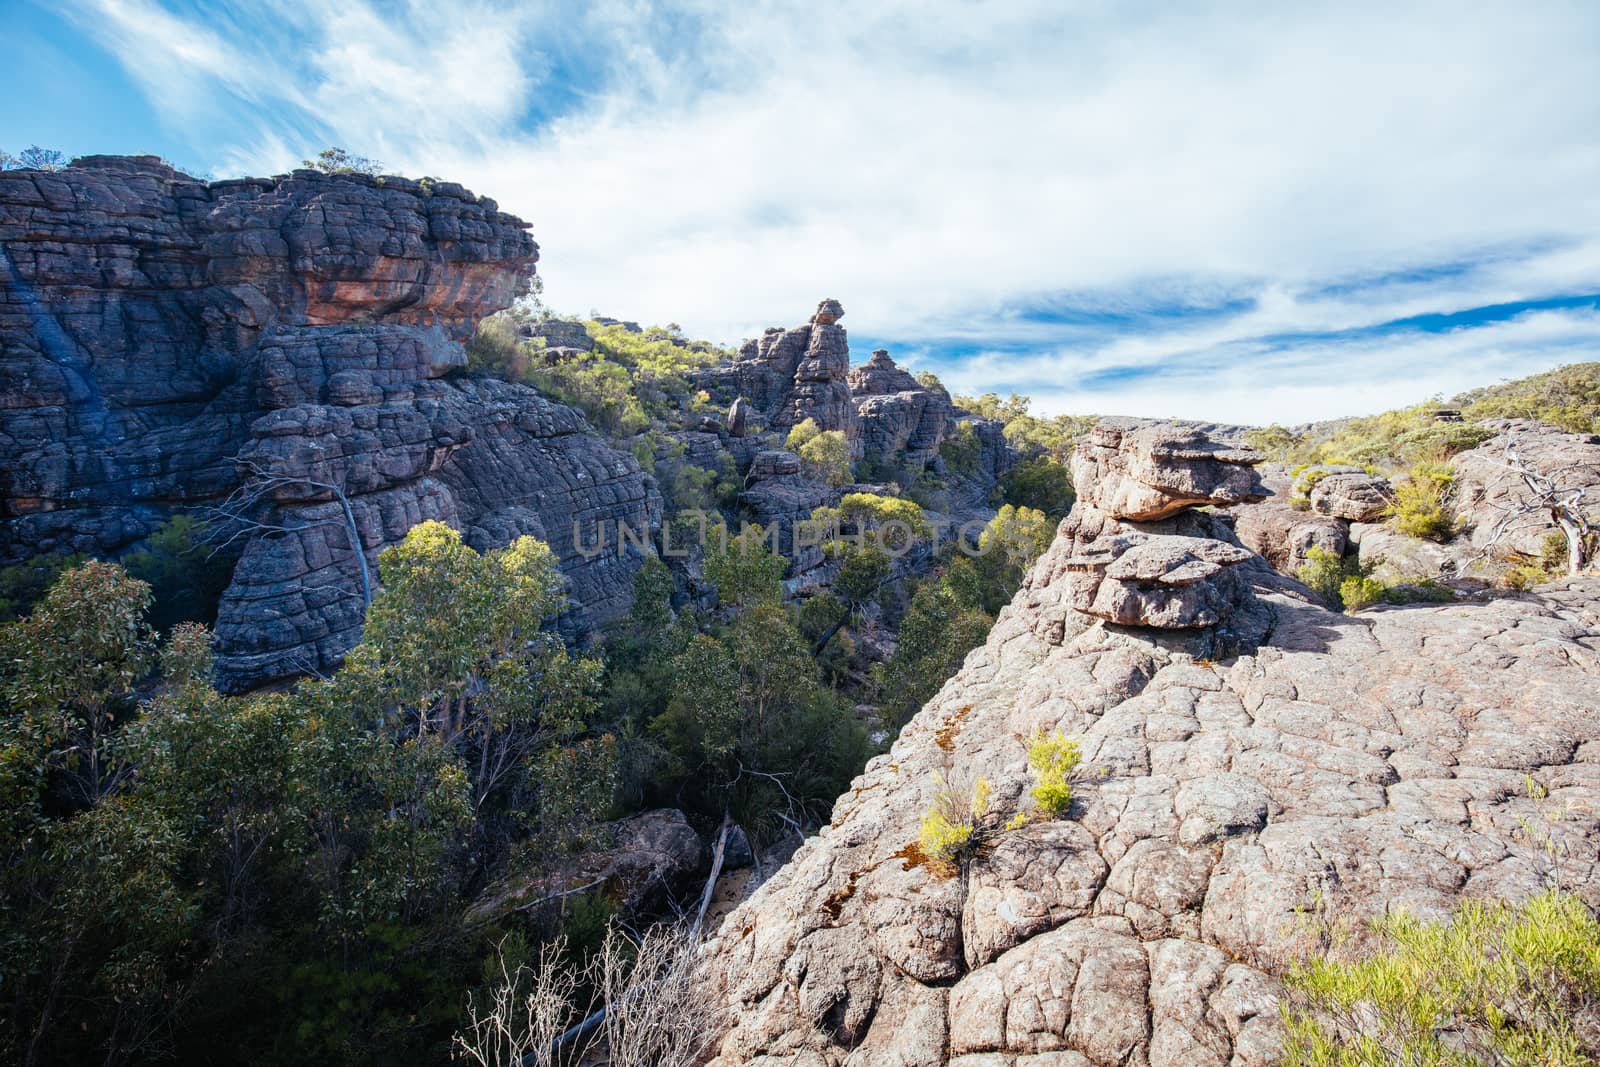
[999, 455, 1076, 519]
[875, 556, 995, 733]
[301, 147, 384, 175]
[953, 392, 1097, 463]
[0, 146, 67, 171]
[974, 504, 1052, 614]
[786, 419, 853, 486]
[0, 525, 617, 1064]
[600, 527, 869, 837]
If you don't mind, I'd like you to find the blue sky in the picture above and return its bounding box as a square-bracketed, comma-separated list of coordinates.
[4, 0, 1598, 423]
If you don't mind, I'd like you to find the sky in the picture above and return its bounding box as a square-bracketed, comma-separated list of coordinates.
[3, 0, 1598, 424]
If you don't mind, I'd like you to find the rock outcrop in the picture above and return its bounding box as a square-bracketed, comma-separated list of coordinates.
[699, 421, 1600, 1066]
[849, 349, 956, 470]
[1453, 419, 1600, 559]
[1071, 422, 1267, 521]
[1231, 503, 1347, 574]
[0, 155, 656, 690]
[697, 300, 857, 438]
[1300, 466, 1391, 523]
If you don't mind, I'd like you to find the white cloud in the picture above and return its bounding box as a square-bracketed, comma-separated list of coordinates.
[59, 0, 1600, 422]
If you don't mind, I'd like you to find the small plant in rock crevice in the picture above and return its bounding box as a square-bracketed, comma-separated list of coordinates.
[1025, 729, 1081, 819]
[918, 771, 990, 868]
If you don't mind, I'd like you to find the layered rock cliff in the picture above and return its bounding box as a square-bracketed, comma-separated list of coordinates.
[700, 422, 1600, 1065]
[0, 155, 657, 690]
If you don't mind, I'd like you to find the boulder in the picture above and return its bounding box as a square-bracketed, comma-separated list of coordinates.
[518, 319, 594, 351]
[1071, 422, 1267, 521]
[1350, 522, 1461, 584]
[1298, 466, 1391, 522]
[727, 396, 751, 437]
[748, 450, 803, 481]
[1233, 503, 1348, 574]
[605, 808, 708, 915]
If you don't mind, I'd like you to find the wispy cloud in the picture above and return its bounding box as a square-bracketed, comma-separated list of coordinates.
[32, 0, 1600, 422]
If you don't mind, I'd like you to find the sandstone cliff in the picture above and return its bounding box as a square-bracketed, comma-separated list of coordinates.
[700, 422, 1600, 1066]
[0, 155, 657, 690]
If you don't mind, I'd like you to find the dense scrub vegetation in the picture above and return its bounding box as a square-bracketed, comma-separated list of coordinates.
[465, 309, 730, 441]
[1248, 361, 1600, 469]
[1, 527, 626, 1064]
[953, 391, 1096, 463]
[0, 472, 1056, 1063]
[1284, 890, 1600, 1065]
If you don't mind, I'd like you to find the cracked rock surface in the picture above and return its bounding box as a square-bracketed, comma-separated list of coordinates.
[699, 424, 1600, 1066]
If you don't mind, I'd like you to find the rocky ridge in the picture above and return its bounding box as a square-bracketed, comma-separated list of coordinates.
[0, 155, 657, 690]
[699, 422, 1600, 1066]
[1233, 420, 1600, 589]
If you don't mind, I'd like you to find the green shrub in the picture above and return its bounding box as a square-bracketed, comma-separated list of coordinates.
[1381, 579, 1456, 605]
[1245, 424, 1309, 463]
[463, 314, 532, 380]
[918, 773, 989, 867]
[1390, 461, 1456, 542]
[785, 418, 821, 452]
[999, 456, 1075, 518]
[1457, 361, 1600, 434]
[1338, 575, 1386, 613]
[1284, 890, 1600, 1066]
[1297, 547, 1396, 614]
[798, 429, 851, 486]
[121, 515, 236, 630]
[0, 551, 86, 621]
[1025, 729, 1080, 819]
[1297, 546, 1350, 609]
[939, 421, 983, 477]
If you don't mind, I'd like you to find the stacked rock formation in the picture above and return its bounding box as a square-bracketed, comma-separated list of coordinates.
[698, 420, 1600, 1066]
[848, 348, 956, 468]
[0, 156, 656, 690]
[698, 299, 856, 438]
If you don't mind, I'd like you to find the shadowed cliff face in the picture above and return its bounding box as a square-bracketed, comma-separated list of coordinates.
[698, 423, 1600, 1066]
[0, 155, 658, 690]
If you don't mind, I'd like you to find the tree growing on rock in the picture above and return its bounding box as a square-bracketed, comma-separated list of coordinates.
[0, 146, 67, 171]
[786, 418, 852, 486]
[1476, 434, 1596, 576]
[301, 147, 383, 175]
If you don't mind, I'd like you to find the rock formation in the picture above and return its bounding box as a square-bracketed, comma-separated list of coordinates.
[1071, 422, 1267, 521]
[0, 155, 656, 690]
[698, 421, 1600, 1066]
[1453, 419, 1600, 560]
[1300, 466, 1391, 523]
[679, 301, 1012, 588]
[698, 299, 857, 438]
[849, 349, 956, 470]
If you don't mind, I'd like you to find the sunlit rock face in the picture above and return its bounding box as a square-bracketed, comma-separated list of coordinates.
[698, 421, 1600, 1066]
[0, 155, 656, 690]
